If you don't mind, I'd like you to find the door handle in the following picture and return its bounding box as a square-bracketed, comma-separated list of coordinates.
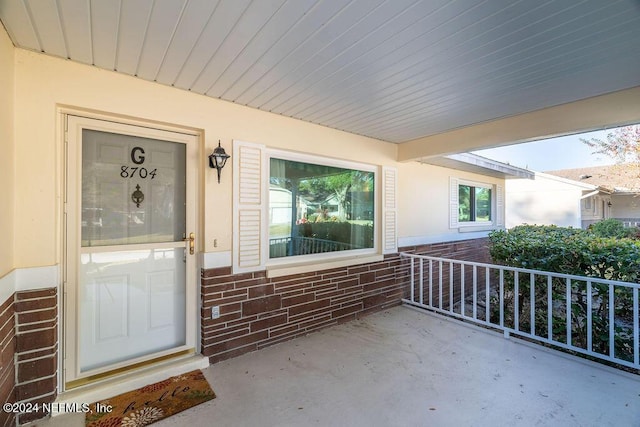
[184, 232, 195, 255]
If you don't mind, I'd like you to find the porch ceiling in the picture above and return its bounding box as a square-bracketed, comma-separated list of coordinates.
[2, 1, 640, 149]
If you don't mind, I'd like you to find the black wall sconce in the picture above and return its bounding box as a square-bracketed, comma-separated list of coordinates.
[209, 141, 230, 183]
[607, 201, 613, 207]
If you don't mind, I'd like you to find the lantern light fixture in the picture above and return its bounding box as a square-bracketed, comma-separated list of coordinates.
[208, 141, 230, 183]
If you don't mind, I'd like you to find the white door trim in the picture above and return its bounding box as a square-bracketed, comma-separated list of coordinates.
[61, 111, 201, 390]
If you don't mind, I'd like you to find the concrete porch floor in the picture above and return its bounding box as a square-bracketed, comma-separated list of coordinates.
[35, 305, 639, 427]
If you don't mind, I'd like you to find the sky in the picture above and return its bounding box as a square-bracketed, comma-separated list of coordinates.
[472, 129, 616, 172]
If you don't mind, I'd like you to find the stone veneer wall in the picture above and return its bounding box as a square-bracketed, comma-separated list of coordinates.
[13, 289, 57, 424]
[0, 296, 15, 427]
[200, 237, 490, 363]
[0, 289, 57, 426]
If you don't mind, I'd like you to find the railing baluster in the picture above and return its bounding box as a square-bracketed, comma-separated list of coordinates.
[429, 259, 433, 308]
[587, 281, 593, 353]
[485, 267, 490, 324]
[499, 269, 504, 328]
[461, 264, 465, 316]
[567, 278, 572, 347]
[609, 284, 615, 358]
[634, 287, 639, 367]
[410, 258, 415, 303]
[530, 274, 535, 336]
[547, 275, 552, 341]
[473, 265, 478, 320]
[439, 261, 443, 310]
[514, 272, 519, 332]
[449, 262, 454, 312]
[419, 259, 424, 305]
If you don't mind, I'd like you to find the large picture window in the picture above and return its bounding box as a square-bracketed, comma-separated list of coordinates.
[458, 184, 492, 222]
[269, 158, 375, 259]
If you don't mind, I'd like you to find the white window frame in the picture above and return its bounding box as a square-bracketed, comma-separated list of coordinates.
[450, 177, 504, 229]
[264, 148, 379, 267]
[233, 140, 397, 275]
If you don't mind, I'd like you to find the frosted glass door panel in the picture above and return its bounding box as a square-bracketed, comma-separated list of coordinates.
[82, 129, 186, 247]
[79, 248, 186, 372]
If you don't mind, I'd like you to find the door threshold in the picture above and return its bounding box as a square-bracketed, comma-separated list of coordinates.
[53, 353, 209, 416]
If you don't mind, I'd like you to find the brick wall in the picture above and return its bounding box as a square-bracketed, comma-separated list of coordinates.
[200, 237, 491, 364]
[13, 289, 58, 425]
[201, 254, 404, 363]
[0, 296, 15, 427]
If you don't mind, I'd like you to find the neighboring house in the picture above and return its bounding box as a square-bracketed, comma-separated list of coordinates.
[547, 165, 640, 228]
[506, 165, 640, 229]
[0, 3, 638, 426]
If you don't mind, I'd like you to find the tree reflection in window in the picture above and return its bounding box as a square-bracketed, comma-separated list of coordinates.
[269, 158, 375, 258]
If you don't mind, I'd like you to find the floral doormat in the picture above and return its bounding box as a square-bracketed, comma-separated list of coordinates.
[85, 370, 216, 427]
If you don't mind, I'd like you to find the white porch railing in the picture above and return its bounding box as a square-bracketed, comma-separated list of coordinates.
[400, 253, 640, 371]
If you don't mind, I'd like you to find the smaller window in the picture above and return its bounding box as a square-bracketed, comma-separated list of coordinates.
[458, 184, 492, 223]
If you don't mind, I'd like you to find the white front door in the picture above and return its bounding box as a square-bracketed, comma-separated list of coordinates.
[64, 115, 198, 386]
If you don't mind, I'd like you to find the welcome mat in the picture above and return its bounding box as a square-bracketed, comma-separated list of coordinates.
[85, 370, 216, 427]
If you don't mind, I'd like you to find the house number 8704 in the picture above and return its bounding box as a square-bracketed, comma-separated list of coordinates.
[120, 166, 157, 179]
[120, 147, 157, 179]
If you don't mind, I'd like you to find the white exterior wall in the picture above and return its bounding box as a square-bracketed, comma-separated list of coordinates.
[11, 48, 506, 271]
[506, 173, 589, 228]
[0, 27, 14, 279]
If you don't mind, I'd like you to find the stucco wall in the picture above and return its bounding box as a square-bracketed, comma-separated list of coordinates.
[609, 195, 640, 221]
[0, 25, 14, 278]
[12, 48, 505, 269]
[506, 173, 586, 228]
[398, 161, 504, 244]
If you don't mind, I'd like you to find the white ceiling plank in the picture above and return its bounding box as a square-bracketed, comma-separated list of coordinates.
[136, 0, 188, 81]
[90, 0, 120, 70]
[3, 0, 640, 144]
[311, 0, 634, 131]
[205, 0, 318, 98]
[258, 0, 422, 112]
[115, 0, 154, 75]
[0, 0, 40, 51]
[154, 0, 221, 86]
[56, 0, 92, 64]
[235, 0, 386, 107]
[189, 0, 289, 95]
[290, 1, 498, 121]
[277, 1, 449, 117]
[330, 11, 640, 137]
[24, 0, 66, 57]
[172, 0, 252, 90]
[301, 0, 541, 122]
[222, 0, 353, 102]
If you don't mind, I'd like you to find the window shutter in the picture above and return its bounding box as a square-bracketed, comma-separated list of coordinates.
[496, 184, 504, 227]
[233, 140, 265, 273]
[450, 177, 459, 228]
[382, 166, 398, 254]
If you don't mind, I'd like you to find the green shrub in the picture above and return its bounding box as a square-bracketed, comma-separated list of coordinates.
[489, 224, 640, 281]
[488, 224, 640, 362]
[589, 218, 638, 239]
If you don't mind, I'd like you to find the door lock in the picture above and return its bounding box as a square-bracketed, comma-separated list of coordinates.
[184, 232, 195, 255]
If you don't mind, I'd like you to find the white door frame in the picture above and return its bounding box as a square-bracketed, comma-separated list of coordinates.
[61, 110, 201, 390]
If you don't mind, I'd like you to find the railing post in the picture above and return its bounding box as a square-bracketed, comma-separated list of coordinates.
[530, 274, 535, 336]
[566, 278, 572, 347]
[410, 257, 415, 303]
[609, 285, 615, 358]
[634, 287, 639, 367]
[419, 259, 424, 305]
[587, 281, 593, 353]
